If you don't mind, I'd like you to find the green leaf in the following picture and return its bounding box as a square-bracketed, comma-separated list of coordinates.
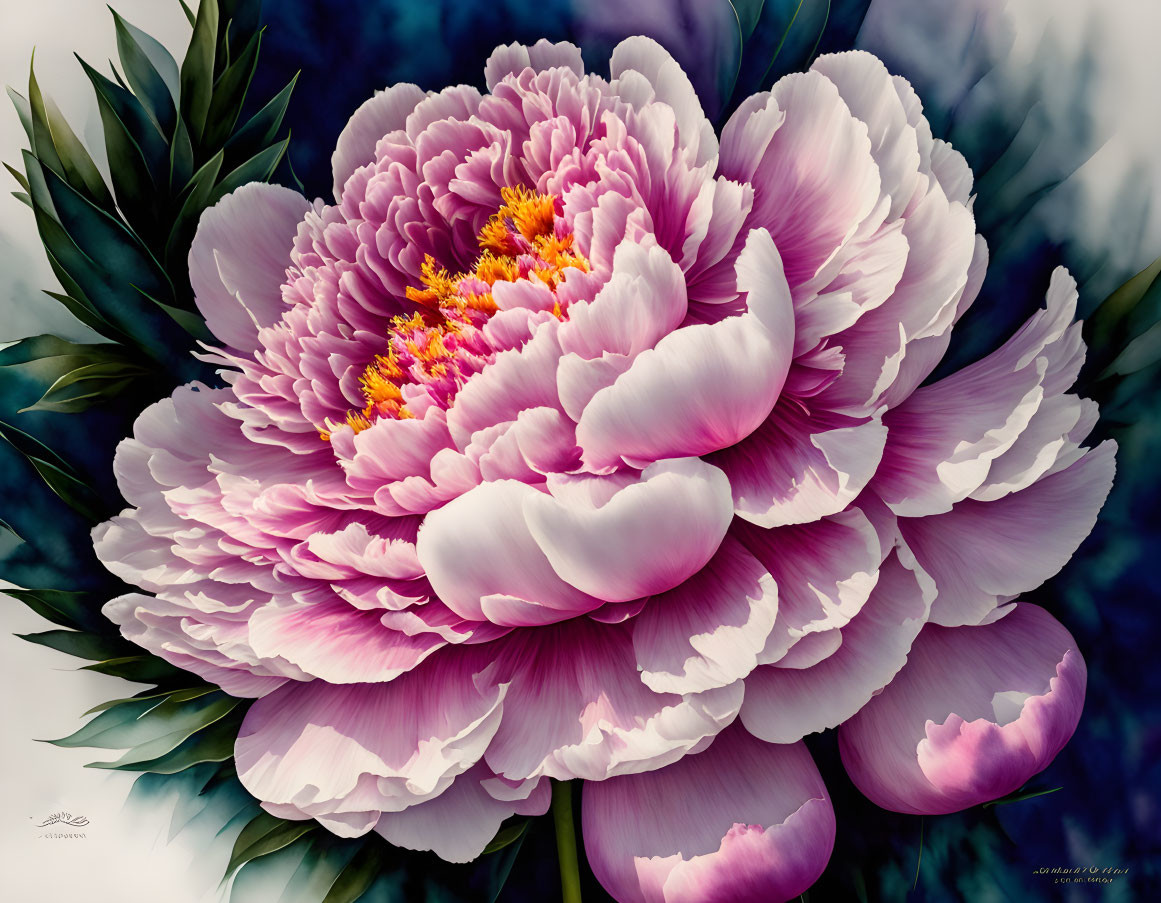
[226, 812, 316, 878]
[203, 28, 262, 149]
[165, 148, 223, 268]
[42, 289, 121, 341]
[169, 115, 195, 191]
[730, 0, 767, 39]
[93, 717, 238, 773]
[0, 333, 150, 413]
[84, 685, 217, 716]
[111, 7, 178, 136]
[225, 72, 297, 163]
[180, 0, 219, 144]
[1102, 318, 1161, 378]
[12, 191, 32, 208]
[321, 843, 381, 903]
[39, 160, 172, 303]
[982, 785, 1062, 808]
[48, 695, 161, 748]
[80, 654, 188, 682]
[5, 161, 31, 192]
[27, 56, 65, 177]
[212, 134, 288, 204]
[77, 55, 168, 232]
[52, 689, 239, 763]
[0, 418, 105, 522]
[17, 629, 133, 661]
[4, 587, 106, 632]
[177, 0, 196, 28]
[24, 361, 147, 414]
[481, 819, 528, 855]
[7, 86, 34, 142]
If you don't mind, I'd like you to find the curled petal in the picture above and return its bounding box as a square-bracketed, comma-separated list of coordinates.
[524, 457, 735, 604]
[838, 603, 1086, 814]
[575, 228, 794, 468]
[583, 725, 834, 903]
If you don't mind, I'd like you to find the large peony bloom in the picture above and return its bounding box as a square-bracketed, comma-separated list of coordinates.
[94, 38, 1114, 901]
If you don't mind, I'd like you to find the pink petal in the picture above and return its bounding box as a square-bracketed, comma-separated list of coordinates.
[583, 725, 834, 903]
[484, 39, 584, 90]
[331, 82, 427, 199]
[632, 537, 779, 694]
[575, 228, 794, 468]
[712, 401, 887, 528]
[740, 548, 934, 743]
[483, 619, 743, 782]
[189, 183, 310, 352]
[415, 479, 602, 624]
[247, 596, 445, 683]
[899, 440, 1116, 627]
[524, 457, 735, 604]
[838, 603, 1086, 814]
[235, 652, 502, 820]
[375, 762, 549, 862]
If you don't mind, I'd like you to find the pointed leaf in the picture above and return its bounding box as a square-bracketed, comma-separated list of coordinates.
[111, 7, 178, 136]
[7, 86, 34, 142]
[4, 587, 107, 633]
[321, 843, 381, 903]
[225, 72, 296, 164]
[203, 28, 262, 148]
[227, 813, 316, 877]
[169, 115, 195, 190]
[84, 685, 217, 716]
[80, 654, 188, 682]
[17, 628, 133, 661]
[211, 135, 288, 203]
[93, 717, 238, 773]
[180, 0, 219, 143]
[0, 419, 105, 522]
[165, 148, 223, 267]
[5, 161, 31, 192]
[77, 55, 167, 231]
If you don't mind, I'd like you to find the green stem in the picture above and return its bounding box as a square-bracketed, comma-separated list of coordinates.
[552, 780, 583, 903]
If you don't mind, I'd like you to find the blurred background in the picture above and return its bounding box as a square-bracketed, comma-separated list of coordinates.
[1, 0, 1158, 900]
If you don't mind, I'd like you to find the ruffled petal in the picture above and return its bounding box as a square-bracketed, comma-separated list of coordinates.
[375, 762, 550, 862]
[740, 548, 934, 743]
[235, 652, 503, 823]
[631, 537, 779, 695]
[483, 619, 742, 782]
[331, 83, 427, 199]
[415, 479, 601, 625]
[899, 440, 1116, 627]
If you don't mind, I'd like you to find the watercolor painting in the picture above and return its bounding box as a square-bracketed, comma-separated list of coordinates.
[1, 1, 1157, 901]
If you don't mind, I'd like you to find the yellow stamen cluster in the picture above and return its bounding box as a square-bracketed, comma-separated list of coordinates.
[323, 187, 587, 440]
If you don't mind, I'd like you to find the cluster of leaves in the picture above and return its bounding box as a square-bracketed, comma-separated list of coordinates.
[1, 3, 541, 901]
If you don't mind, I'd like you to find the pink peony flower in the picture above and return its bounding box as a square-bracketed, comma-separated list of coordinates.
[94, 38, 1115, 901]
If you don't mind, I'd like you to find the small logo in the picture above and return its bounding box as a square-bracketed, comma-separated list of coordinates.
[36, 812, 90, 828]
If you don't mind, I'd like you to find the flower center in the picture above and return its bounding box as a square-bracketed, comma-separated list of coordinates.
[323, 187, 587, 440]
